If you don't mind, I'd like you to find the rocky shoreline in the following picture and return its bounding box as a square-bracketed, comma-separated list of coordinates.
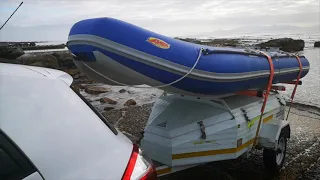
[177, 37, 306, 52]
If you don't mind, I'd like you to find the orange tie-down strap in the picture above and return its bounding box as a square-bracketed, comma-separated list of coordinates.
[286, 55, 303, 120]
[290, 55, 303, 101]
[253, 51, 275, 146]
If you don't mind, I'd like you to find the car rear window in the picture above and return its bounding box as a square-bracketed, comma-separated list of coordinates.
[71, 86, 118, 135]
[0, 148, 20, 178]
[0, 131, 37, 180]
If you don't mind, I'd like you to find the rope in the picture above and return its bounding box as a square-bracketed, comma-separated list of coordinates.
[80, 48, 204, 88]
[286, 55, 303, 120]
[253, 51, 275, 146]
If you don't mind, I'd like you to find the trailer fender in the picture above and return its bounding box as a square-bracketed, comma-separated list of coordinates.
[258, 120, 290, 150]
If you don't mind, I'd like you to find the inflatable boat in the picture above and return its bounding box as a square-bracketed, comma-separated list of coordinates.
[67, 18, 310, 96]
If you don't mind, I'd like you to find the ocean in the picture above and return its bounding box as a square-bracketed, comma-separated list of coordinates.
[234, 33, 320, 108]
[281, 47, 320, 108]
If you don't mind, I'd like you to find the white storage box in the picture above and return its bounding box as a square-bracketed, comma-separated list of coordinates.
[141, 93, 285, 166]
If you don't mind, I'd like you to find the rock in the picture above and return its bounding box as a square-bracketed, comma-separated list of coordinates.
[17, 54, 60, 69]
[74, 78, 96, 85]
[50, 52, 76, 69]
[16, 54, 37, 64]
[79, 84, 88, 89]
[64, 69, 80, 76]
[71, 84, 80, 93]
[104, 107, 115, 111]
[85, 86, 110, 94]
[100, 97, 117, 104]
[50, 51, 73, 60]
[0, 47, 24, 59]
[176, 38, 240, 47]
[0, 57, 21, 64]
[58, 57, 76, 69]
[73, 74, 80, 79]
[119, 89, 127, 93]
[314, 41, 320, 47]
[257, 38, 305, 52]
[124, 99, 137, 106]
[30, 61, 45, 67]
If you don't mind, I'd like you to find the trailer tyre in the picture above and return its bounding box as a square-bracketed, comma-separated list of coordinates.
[263, 133, 287, 172]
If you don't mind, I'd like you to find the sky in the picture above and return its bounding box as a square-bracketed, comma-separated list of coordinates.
[0, 0, 319, 42]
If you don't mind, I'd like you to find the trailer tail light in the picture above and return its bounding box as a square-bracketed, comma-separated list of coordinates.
[122, 144, 157, 180]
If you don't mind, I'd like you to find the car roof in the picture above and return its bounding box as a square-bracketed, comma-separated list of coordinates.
[0, 63, 73, 86]
[0, 63, 132, 179]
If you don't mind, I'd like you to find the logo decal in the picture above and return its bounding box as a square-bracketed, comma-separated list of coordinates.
[146, 37, 170, 49]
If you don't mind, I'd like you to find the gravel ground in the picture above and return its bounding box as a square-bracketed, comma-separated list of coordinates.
[101, 103, 320, 180]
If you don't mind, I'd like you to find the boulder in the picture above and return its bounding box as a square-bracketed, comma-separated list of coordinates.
[119, 89, 127, 93]
[50, 51, 73, 60]
[50, 52, 76, 69]
[124, 99, 137, 106]
[16, 54, 37, 64]
[0, 57, 21, 64]
[100, 97, 117, 104]
[176, 38, 240, 47]
[0, 47, 24, 59]
[314, 41, 320, 47]
[58, 57, 76, 69]
[30, 61, 45, 67]
[17, 54, 60, 69]
[85, 86, 110, 94]
[257, 38, 305, 52]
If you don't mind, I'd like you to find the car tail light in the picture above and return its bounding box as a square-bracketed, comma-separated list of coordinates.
[122, 144, 157, 180]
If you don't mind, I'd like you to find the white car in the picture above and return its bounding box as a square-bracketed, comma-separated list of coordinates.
[0, 63, 157, 180]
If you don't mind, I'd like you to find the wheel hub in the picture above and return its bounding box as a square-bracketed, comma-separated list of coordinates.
[276, 138, 285, 165]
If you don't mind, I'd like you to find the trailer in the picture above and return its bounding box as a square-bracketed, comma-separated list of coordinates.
[137, 53, 303, 177]
[139, 90, 291, 177]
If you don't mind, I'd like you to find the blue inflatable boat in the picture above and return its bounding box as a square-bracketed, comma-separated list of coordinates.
[67, 18, 310, 96]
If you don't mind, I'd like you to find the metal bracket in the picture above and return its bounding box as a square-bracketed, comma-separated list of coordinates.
[197, 121, 206, 139]
[276, 96, 285, 106]
[241, 108, 250, 122]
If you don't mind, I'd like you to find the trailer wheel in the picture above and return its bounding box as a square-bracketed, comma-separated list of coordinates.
[263, 133, 287, 172]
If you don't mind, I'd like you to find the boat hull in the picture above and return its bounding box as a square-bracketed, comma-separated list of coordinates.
[67, 18, 310, 96]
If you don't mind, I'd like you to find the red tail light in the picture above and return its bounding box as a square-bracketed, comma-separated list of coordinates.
[122, 144, 157, 180]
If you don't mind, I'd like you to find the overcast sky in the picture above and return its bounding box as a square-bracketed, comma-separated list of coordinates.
[0, 0, 319, 41]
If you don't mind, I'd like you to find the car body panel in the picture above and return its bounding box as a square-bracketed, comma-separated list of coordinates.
[0, 63, 132, 180]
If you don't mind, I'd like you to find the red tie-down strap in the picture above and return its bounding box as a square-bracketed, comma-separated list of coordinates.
[253, 51, 275, 146]
[259, 51, 275, 113]
[286, 55, 303, 120]
[290, 55, 303, 101]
